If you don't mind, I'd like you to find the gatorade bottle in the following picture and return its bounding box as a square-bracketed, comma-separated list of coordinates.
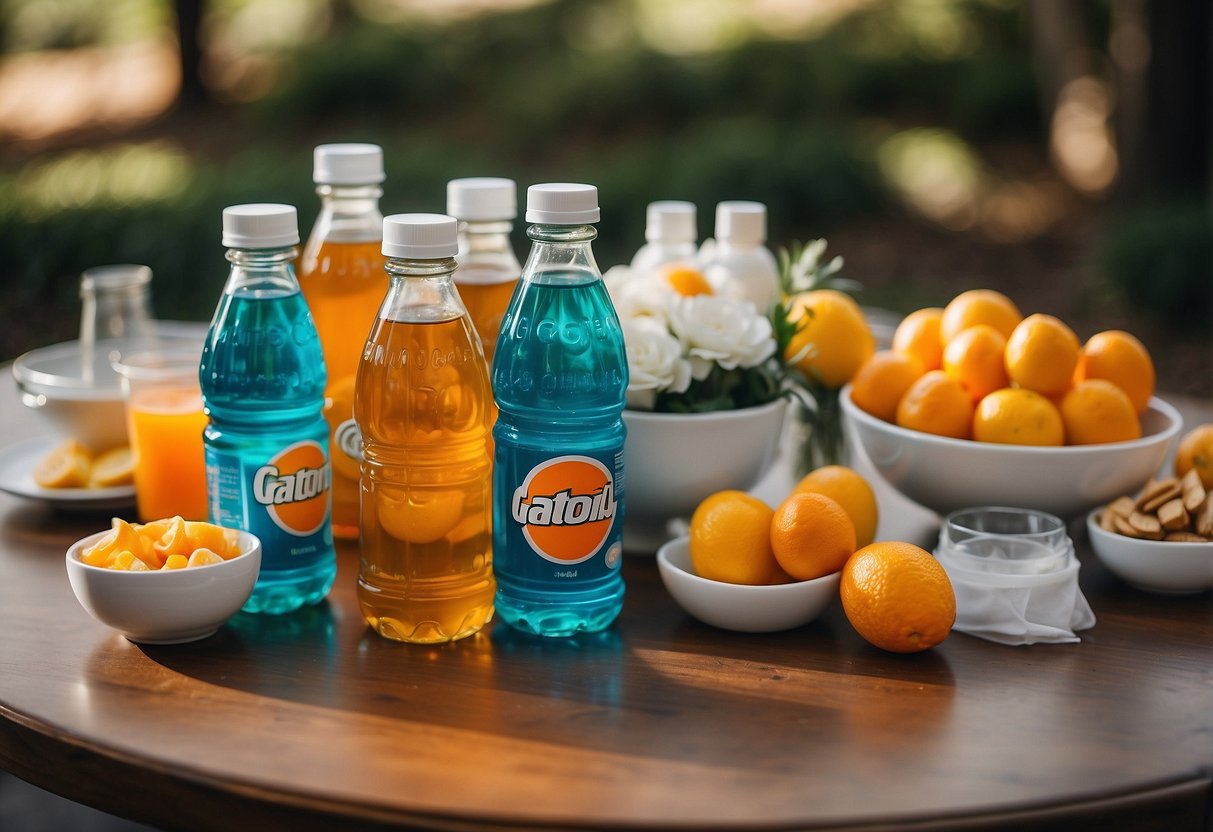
[492, 183, 627, 637]
[700, 200, 780, 312]
[201, 204, 336, 615]
[629, 200, 698, 273]
[356, 213, 495, 643]
[298, 143, 386, 539]
[448, 177, 521, 364]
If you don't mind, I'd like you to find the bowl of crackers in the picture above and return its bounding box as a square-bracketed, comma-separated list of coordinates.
[1087, 469, 1213, 594]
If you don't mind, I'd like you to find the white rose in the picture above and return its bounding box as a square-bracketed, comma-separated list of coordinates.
[667, 295, 776, 381]
[603, 264, 675, 323]
[621, 316, 692, 410]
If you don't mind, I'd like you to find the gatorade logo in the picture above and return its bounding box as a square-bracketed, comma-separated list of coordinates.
[512, 455, 617, 564]
[252, 440, 331, 537]
[334, 418, 363, 461]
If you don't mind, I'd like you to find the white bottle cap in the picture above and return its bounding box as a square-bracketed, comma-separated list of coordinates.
[715, 200, 767, 246]
[645, 200, 697, 243]
[222, 204, 300, 248]
[447, 177, 517, 222]
[525, 183, 600, 224]
[382, 213, 459, 259]
[313, 143, 385, 185]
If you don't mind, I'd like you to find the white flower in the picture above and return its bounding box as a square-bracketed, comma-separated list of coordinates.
[621, 315, 692, 411]
[603, 264, 675, 323]
[667, 294, 776, 381]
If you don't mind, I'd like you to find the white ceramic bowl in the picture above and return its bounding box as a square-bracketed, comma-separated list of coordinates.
[66, 529, 262, 644]
[841, 387, 1182, 519]
[622, 399, 787, 527]
[1086, 509, 1213, 594]
[656, 535, 839, 632]
[12, 323, 207, 451]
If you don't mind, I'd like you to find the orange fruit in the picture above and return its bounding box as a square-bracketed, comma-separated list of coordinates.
[785, 289, 876, 389]
[1004, 313, 1079, 396]
[33, 439, 91, 489]
[942, 324, 1009, 403]
[793, 465, 879, 549]
[88, 445, 134, 488]
[1073, 330, 1156, 414]
[896, 370, 975, 439]
[770, 492, 856, 581]
[663, 265, 714, 297]
[972, 388, 1064, 446]
[840, 541, 955, 653]
[939, 289, 1022, 345]
[1060, 380, 1141, 445]
[850, 351, 924, 424]
[1175, 424, 1213, 489]
[892, 307, 944, 372]
[689, 491, 781, 585]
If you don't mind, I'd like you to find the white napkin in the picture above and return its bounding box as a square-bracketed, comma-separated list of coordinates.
[936, 549, 1096, 646]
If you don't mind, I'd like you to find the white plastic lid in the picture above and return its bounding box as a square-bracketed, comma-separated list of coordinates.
[382, 213, 459, 259]
[715, 200, 767, 245]
[645, 200, 697, 243]
[526, 183, 600, 224]
[222, 204, 300, 248]
[447, 177, 517, 221]
[313, 143, 385, 185]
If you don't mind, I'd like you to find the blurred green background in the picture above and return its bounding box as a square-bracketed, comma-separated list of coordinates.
[0, 0, 1209, 393]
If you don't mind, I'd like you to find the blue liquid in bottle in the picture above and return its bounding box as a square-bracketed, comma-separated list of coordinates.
[492, 184, 627, 637]
[201, 204, 337, 615]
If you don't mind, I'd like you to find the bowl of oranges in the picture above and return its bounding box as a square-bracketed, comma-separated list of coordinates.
[66, 516, 261, 644]
[841, 290, 1182, 519]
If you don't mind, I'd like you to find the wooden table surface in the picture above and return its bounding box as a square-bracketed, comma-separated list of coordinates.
[1, 379, 1211, 832]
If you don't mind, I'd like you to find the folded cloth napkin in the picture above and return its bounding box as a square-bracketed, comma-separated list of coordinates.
[935, 549, 1096, 646]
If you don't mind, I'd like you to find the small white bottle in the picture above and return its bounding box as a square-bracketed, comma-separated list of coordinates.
[629, 200, 698, 273]
[700, 200, 780, 311]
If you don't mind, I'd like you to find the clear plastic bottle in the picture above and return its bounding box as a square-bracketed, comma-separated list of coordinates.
[629, 200, 698, 273]
[356, 213, 495, 643]
[700, 200, 780, 311]
[492, 183, 627, 637]
[298, 143, 386, 540]
[447, 177, 521, 364]
[201, 204, 336, 615]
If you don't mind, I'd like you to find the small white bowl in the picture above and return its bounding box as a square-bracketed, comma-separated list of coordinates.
[623, 400, 787, 545]
[66, 529, 262, 644]
[1086, 509, 1213, 594]
[656, 535, 839, 632]
[842, 387, 1182, 519]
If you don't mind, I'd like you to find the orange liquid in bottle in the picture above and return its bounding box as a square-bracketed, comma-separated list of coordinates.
[298, 239, 385, 539]
[355, 317, 495, 643]
[455, 273, 517, 362]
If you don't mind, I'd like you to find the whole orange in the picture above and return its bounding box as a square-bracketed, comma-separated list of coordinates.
[892, 307, 944, 372]
[1005, 313, 1080, 396]
[689, 491, 781, 585]
[850, 350, 924, 423]
[785, 289, 876, 389]
[840, 541, 956, 653]
[896, 370, 975, 440]
[770, 492, 856, 581]
[972, 388, 1064, 446]
[793, 465, 879, 549]
[942, 324, 1009, 403]
[1073, 330, 1156, 414]
[1060, 380, 1141, 445]
[1175, 424, 1213, 488]
[940, 289, 1022, 345]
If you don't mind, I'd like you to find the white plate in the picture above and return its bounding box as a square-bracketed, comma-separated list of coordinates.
[0, 439, 135, 511]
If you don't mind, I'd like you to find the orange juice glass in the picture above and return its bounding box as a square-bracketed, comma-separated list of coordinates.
[114, 351, 209, 521]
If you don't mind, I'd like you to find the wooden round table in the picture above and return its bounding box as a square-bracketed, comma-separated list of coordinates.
[1, 380, 1211, 831]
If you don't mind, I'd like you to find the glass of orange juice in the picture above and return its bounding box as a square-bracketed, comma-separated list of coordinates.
[113, 351, 209, 522]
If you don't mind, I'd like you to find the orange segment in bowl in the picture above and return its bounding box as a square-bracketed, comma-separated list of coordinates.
[88, 445, 134, 488]
[82, 518, 148, 567]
